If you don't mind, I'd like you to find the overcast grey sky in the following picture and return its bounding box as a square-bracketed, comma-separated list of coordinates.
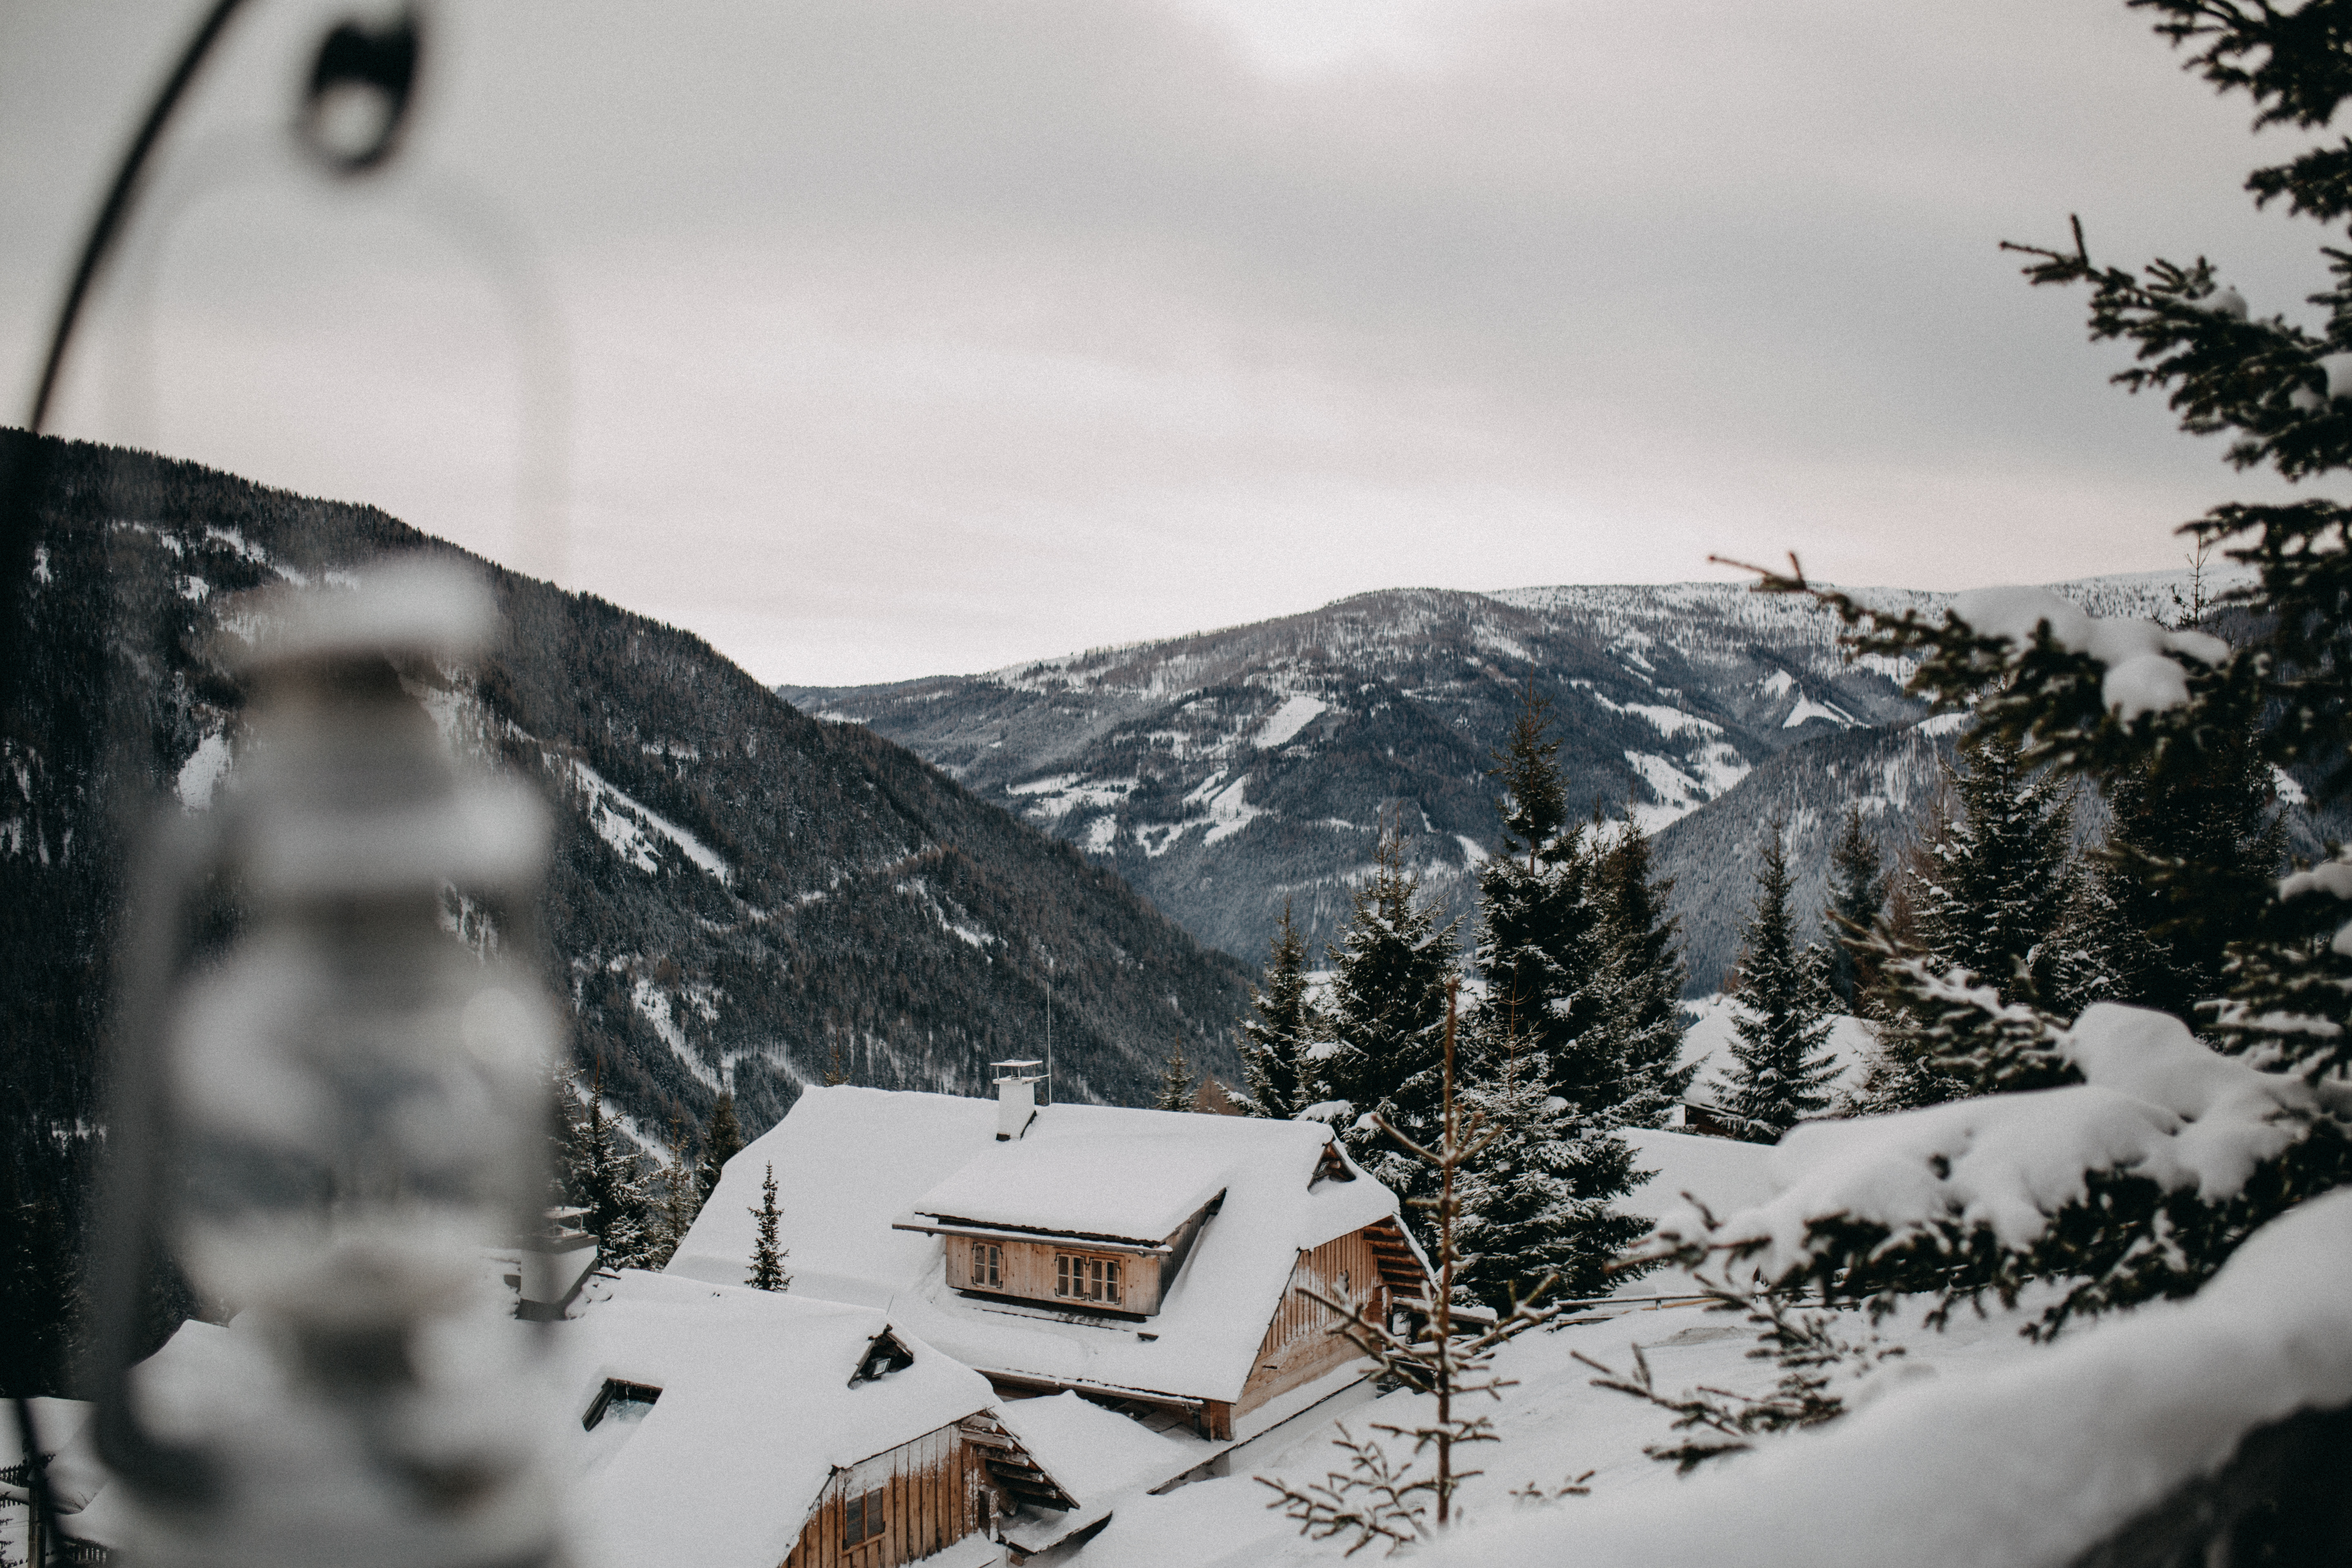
[1, 0, 2333, 685]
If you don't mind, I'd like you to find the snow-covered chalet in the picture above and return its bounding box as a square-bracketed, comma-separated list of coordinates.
[667, 1065, 1433, 1445]
[555, 1270, 1072, 1568]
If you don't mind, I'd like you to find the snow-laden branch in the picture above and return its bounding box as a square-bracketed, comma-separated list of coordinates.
[2277, 852, 2352, 958]
[1649, 1004, 2325, 1283]
[1433, 1186, 2352, 1568]
[1948, 587, 2229, 720]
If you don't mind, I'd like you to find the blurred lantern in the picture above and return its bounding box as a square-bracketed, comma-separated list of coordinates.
[297, 8, 423, 176]
[90, 558, 566, 1568]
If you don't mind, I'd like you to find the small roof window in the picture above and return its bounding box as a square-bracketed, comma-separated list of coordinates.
[852, 1328, 917, 1385]
[583, 1378, 662, 1431]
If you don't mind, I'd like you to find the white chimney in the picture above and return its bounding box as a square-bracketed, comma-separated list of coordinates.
[518, 1207, 600, 1321]
[992, 1059, 1046, 1141]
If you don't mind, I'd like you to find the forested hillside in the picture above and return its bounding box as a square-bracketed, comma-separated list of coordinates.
[1, 432, 1252, 1270]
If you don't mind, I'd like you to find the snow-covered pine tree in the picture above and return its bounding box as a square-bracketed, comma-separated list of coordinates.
[1236, 901, 1321, 1119]
[695, 1087, 744, 1203]
[1261, 982, 1568, 1550]
[1321, 829, 1461, 1235]
[1847, 730, 2084, 1103]
[640, 1111, 703, 1271]
[1469, 682, 1611, 1112]
[746, 1162, 791, 1292]
[1588, 820, 1695, 1127]
[1153, 1043, 1198, 1111]
[1693, 0, 2352, 1349]
[1903, 728, 2079, 1011]
[1819, 806, 1886, 1012]
[1454, 1036, 1649, 1312]
[565, 1067, 655, 1270]
[2081, 703, 2285, 1028]
[1718, 823, 1838, 1142]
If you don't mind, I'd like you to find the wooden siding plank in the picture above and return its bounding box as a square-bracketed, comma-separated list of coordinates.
[1237, 1225, 1404, 1418]
[784, 1421, 992, 1568]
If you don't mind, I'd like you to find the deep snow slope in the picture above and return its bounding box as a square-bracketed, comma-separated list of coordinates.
[782, 572, 2238, 974]
[2, 434, 1252, 1226]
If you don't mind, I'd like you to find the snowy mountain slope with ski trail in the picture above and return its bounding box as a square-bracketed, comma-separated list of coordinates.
[782, 571, 2244, 980]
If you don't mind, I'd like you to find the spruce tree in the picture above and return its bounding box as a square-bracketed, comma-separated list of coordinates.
[641, 1111, 704, 1271]
[1699, 0, 2352, 1346]
[1850, 730, 2085, 1101]
[1154, 1043, 1198, 1111]
[1820, 807, 1887, 1011]
[1589, 821, 1696, 1126]
[1719, 824, 1839, 1142]
[695, 1087, 744, 1203]
[1470, 682, 1611, 1111]
[566, 1068, 655, 1270]
[1236, 901, 1321, 1119]
[746, 1163, 791, 1292]
[2082, 709, 2285, 1028]
[1454, 1040, 1650, 1313]
[1321, 830, 1461, 1234]
[1906, 729, 2078, 1009]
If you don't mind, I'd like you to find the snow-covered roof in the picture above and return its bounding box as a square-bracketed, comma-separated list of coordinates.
[912, 1132, 1233, 1243]
[1618, 1127, 1777, 1225]
[990, 1393, 1207, 1554]
[555, 1269, 995, 1568]
[667, 1087, 1405, 1405]
[42, 1283, 998, 1568]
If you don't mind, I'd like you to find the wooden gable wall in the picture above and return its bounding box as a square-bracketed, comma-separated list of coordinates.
[782, 1423, 991, 1568]
[1234, 1221, 1425, 1419]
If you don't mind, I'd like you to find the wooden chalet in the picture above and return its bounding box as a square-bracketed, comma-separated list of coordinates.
[668, 1067, 1434, 1446]
[556, 1270, 1076, 1568]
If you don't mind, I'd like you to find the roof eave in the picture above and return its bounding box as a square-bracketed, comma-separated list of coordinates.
[890, 1213, 1179, 1256]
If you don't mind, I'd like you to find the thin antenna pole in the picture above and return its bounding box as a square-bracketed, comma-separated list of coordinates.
[1045, 953, 1054, 1106]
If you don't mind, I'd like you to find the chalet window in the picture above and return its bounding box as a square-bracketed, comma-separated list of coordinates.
[969, 1242, 1001, 1289]
[844, 1485, 885, 1546]
[1055, 1253, 1121, 1306]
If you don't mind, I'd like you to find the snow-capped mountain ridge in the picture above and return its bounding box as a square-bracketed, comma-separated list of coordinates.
[782, 570, 2230, 971]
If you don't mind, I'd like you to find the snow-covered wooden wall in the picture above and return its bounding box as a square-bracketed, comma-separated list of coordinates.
[784, 1424, 990, 1568]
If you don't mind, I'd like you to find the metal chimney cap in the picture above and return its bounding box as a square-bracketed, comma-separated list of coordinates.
[990, 1059, 1045, 1082]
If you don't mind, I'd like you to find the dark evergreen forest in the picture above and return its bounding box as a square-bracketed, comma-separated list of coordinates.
[1, 431, 1251, 1389]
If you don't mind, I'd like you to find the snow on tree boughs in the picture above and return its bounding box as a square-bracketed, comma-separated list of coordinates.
[1648, 1004, 2351, 1336]
[1717, 822, 1838, 1142]
[1235, 901, 1321, 1120]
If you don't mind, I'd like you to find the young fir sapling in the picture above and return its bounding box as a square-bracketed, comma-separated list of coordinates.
[1572, 1273, 1909, 1473]
[1259, 982, 1576, 1553]
[747, 1162, 791, 1293]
